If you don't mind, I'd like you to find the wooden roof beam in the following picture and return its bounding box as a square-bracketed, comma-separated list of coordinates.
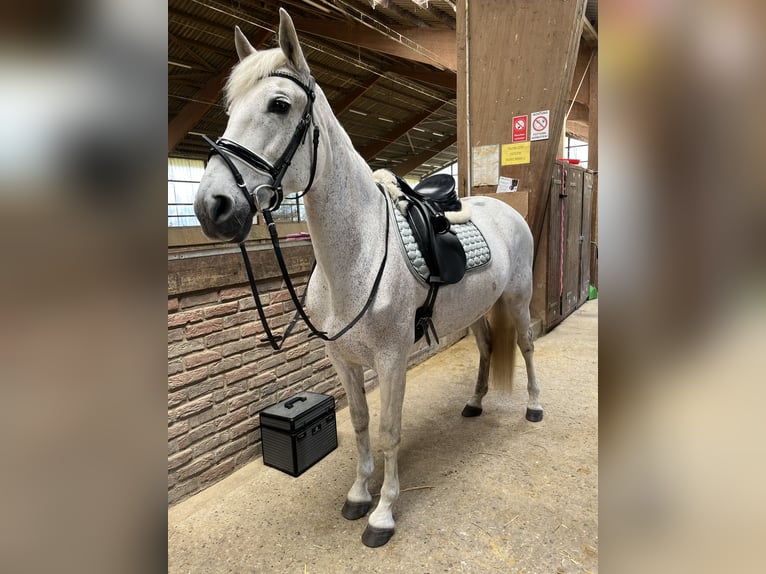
[393, 134, 458, 177]
[168, 29, 272, 154]
[358, 101, 447, 159]
[331, 74, 382, 115]
[386, 65, 456, 90]
[582, 16, 598, 47]
[290, 16, 456, 71]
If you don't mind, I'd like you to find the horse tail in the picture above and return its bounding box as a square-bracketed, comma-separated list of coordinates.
[488, 295, 517, 392]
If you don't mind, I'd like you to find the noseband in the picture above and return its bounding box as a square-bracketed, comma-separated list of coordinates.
[202, 72, 320, 213]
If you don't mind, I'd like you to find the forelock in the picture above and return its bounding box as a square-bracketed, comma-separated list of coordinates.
[224, 48, 289, 108]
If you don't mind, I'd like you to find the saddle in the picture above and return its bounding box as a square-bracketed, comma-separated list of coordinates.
[392, 173, 467, 285]
[386, 172, 467, 346]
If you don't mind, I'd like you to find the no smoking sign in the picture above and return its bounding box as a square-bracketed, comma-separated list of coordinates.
[530, 110, 550, 141]
[511, 115, 528, 142]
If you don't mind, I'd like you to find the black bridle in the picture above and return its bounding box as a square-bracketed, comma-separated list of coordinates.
[202, 72, 320, 213]
[201, 72, 389, 350]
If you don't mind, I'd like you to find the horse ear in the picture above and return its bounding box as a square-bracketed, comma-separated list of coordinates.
[278, 8, 310, 76]
[234, 26, 255, 61]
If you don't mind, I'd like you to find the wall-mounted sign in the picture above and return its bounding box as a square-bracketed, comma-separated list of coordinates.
[471, 144, 499, 186]
[530, 110, 550, 141]
[512, 115, 528, 142]
[501, 142, 531, 165]
[497, 176, 519, 193]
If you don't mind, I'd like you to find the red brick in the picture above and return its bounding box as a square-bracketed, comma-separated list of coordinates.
[168, 478, 201, 505]
[168, 308, 204, 328]
[187, 376, 224, 400]
[168, 298, 179, 312]
[204, 302, 239, 319]
[235, 445, 261, 466]
[199, 456, 237, 486]
[221, 338, 255, 357]
[168, 360, 184, 375]
[173, 396, 214, 420]
[220, 286, 252, 301]
[184, 349, 222, 369]
[204, 327, 240, 348]
[312, 358, 333, 373]
[168, 339, 204, 359]
[168, 392, 186, 409]
[168, 327, 184, 343]
[168, 449, 192, 471]
[209, 356, 242, 376]
[215, 407, 249, 431]
[223, 381, 247, 399]
[214, 438, 248, 464]
[180, 291, 218, 309]
[224, 363, 260, 385]
[228, 389, 260, 412]
[185, 318, 223, 338]
[168, 421, 188, 440]
[270, 290, 292, 303]
[249, 370, 277, 390]
[223, 309, 256, 328]
[229, 417, 260, 439]
[191, 434, 226, 458]
[176, 453, 215, 482]
[285, 343, 309, 362]
[240, 321, 264, 338]
[168, 365, 208, 391]
[276, 360, 302, 378]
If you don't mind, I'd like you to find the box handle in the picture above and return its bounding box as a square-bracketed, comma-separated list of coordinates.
[284, 396, 307, 409]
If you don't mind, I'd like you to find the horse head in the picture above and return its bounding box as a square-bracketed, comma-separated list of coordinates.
[194, 9, 319, 242]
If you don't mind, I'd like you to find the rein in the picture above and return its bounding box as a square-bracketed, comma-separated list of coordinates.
[202, 72, 390, 350]
[245, 190, 390, 350]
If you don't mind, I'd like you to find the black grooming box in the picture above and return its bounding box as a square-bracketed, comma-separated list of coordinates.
[259, 392, 338, 477]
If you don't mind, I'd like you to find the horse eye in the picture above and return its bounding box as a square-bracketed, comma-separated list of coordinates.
[268, 97, 291, 115]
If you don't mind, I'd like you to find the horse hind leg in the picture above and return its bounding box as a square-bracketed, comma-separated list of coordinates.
[462, 316, 491, 417]
[508, 298, 543, 422]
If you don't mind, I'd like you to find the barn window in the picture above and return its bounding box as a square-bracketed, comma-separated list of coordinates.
[565, 136, 589, 168]
[168, 158, 204, 227]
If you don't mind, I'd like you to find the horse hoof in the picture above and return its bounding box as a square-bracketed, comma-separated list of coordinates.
[525, 408, 544, 422]
[461, 404, 483, 417]
[361, 525, 395, 548]
[342, 500, 371, 521]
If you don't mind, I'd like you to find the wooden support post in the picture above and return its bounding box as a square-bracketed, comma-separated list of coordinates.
[588, 50, 598, 289]
[456, 0, 587, 327]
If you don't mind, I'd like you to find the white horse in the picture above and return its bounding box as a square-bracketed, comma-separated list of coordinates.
[194, 9, 542, 548]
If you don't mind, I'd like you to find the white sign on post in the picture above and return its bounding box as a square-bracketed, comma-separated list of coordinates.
[530, 110, 550, 141]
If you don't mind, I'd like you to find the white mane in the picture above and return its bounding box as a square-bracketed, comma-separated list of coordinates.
[224, 49, 289, 107]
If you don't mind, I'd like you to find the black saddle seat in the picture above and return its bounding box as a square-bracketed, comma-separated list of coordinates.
[409, 174, 462, 213]
[393, 174, 466, 286]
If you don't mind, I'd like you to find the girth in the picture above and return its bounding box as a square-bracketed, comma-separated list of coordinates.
[391, 173, 467, 346]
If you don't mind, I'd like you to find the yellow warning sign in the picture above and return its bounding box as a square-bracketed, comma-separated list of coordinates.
[501, 142, 530, 166]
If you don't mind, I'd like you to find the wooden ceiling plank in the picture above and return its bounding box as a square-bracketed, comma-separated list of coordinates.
[392, 134, 458, 176]
[168, 65, 233, 153]
[331, 75, 383, 115]
[168, 28, 273, 155]
[290, 16, 456, 71]
[386, 65, 456, 90]
[358, 100, 447, 159]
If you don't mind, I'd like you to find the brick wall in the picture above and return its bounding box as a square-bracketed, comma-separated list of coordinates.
[168, 243, 465, 505]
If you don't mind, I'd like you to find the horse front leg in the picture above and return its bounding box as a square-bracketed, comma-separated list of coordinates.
[327, 351, 373, 521]
[362, 355, 408, 548]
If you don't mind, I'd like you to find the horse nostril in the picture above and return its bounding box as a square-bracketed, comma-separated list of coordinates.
[211, 194, 233, 222]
